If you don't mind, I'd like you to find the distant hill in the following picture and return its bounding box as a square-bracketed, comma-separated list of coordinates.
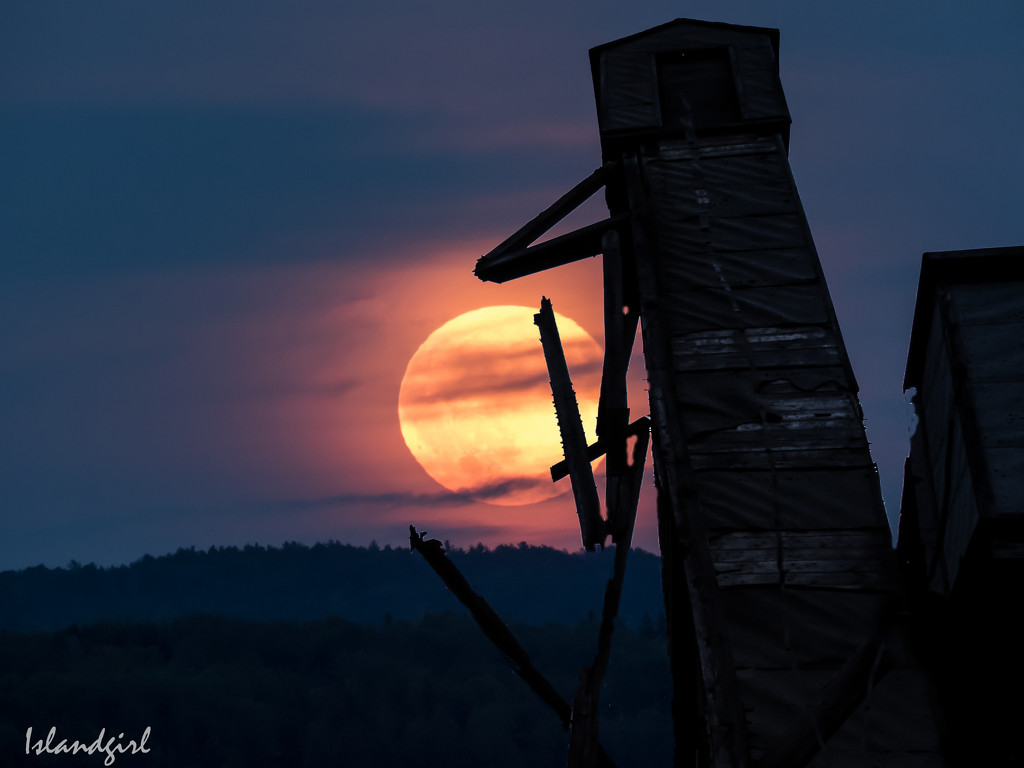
[0, 541, 666, 633]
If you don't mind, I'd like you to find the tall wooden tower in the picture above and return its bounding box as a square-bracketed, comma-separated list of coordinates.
[476, 19, 944, 767]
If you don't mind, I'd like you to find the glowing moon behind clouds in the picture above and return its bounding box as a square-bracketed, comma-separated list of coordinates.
[398, 305, 603, 506]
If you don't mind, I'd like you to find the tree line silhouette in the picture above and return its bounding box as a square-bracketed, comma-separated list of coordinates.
[0, 542, 670, 766]
[0, 541, 665, 633]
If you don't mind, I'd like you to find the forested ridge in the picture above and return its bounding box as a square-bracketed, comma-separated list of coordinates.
[0, 541, 665, 632]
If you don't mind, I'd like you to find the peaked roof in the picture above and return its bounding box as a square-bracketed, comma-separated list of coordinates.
[589, 17, 780, 60]
[587, 18, 783, 126]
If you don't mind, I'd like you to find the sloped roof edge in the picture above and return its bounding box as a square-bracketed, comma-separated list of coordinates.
[905, 245, 1024, 388]
[589, 17, 781, 61]
[587, 18, 782, 124]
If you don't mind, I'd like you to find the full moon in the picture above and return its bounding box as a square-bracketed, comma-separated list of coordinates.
[398, 305, 603, 506]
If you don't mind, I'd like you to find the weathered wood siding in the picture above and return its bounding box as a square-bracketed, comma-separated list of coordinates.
[592, 19, 944, 767]
[903, 248, 1024, 593]
[899, 249, 1024, 766]
[589, 18, 786, 148]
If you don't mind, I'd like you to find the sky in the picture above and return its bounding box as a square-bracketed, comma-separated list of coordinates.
[2, 1, 1022, 571]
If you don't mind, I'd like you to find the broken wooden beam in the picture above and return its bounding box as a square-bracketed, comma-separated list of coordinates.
[408, 527, 618, 768]
[534, 297, 605, 551]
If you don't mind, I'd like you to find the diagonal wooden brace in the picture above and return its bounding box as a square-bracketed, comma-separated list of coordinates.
[409, 527, 618, 768]
[475, 164, 617, 283]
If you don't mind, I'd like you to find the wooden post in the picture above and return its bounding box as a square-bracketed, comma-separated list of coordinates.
[599, 228, 642, 544]
[568, 428, 650, 768]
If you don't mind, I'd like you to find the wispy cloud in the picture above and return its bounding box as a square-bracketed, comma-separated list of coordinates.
[400, 356, 603, 407]
[280, 476, 558, 511]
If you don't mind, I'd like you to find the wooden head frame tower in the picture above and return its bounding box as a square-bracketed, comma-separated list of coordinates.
[476, 19, 944, 768]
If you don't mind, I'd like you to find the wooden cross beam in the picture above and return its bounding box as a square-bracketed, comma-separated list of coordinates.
[475, 164, 625, 284]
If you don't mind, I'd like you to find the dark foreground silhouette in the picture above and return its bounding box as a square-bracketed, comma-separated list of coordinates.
[0, 612, 671, 768]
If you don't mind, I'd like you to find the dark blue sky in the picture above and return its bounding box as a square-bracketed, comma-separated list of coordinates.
[2, 1, 1022, 570]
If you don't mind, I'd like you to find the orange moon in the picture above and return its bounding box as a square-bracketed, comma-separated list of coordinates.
[398, 305, 603, 505]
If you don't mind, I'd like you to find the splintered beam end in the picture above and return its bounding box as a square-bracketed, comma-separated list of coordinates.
[534, 297, 606, 553]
